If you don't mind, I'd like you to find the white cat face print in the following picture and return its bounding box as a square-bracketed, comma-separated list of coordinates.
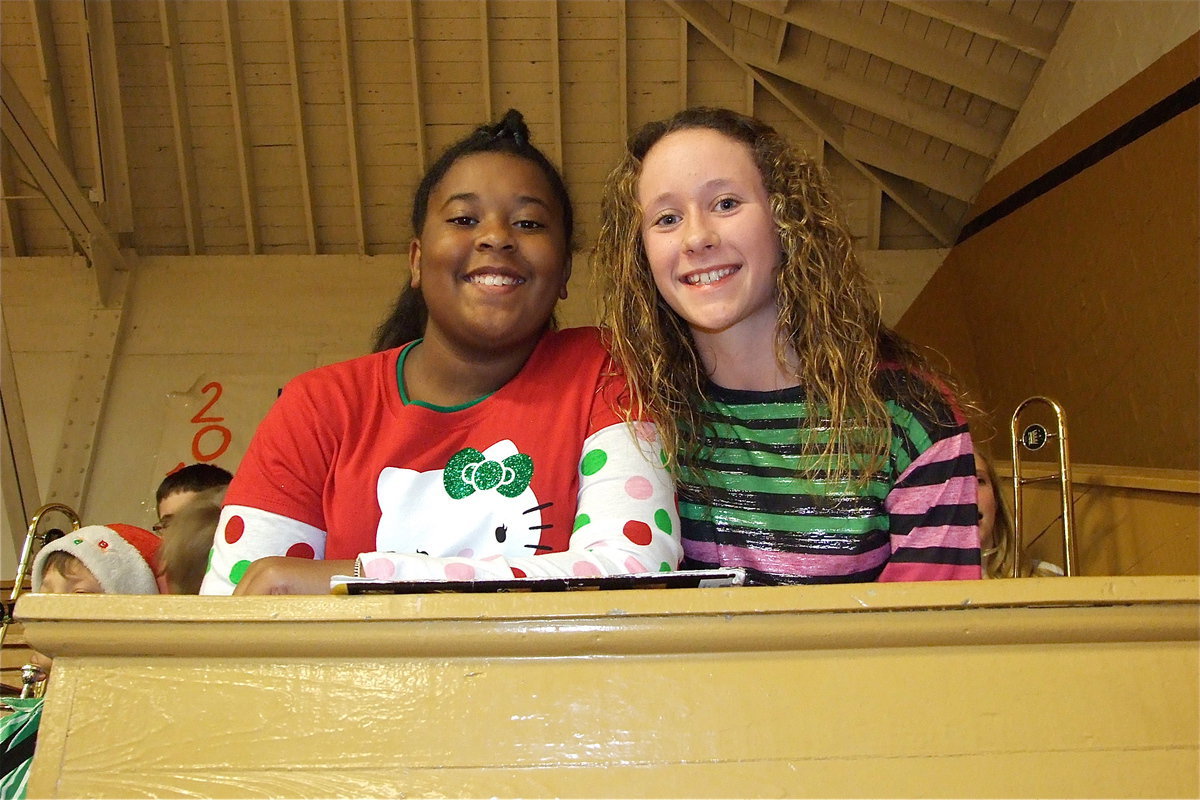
[375, 439, 551, 560]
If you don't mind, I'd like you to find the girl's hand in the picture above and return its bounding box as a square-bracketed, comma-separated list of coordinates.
[231, 557, 356, 595]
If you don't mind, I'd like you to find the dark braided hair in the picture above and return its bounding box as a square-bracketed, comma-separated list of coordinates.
[372, 109, 574, 352]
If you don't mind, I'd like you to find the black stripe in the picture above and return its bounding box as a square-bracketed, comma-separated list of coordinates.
[1, 727, 37, 777]
[684, 485, 884, 518]
[890, 504, 979, 536]
[886, 545, 981, 567]
[958, 77, 1200, 244]
[682, 519, 889, 555]
[894, 452, 976, 488]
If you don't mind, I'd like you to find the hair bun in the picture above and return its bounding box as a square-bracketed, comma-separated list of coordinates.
[481, 108, 529, 146]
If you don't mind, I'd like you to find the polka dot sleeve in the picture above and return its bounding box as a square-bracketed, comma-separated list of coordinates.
[198, 505, 327, 595]
[355, 422, 683, 581]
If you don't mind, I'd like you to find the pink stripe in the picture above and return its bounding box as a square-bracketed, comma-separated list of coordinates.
[887, 473, 976, 514]
[684, 538, 890, 577]
[878, 560, 981, 582]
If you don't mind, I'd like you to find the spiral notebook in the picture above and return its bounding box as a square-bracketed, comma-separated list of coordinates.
[329, 568, 746, 595]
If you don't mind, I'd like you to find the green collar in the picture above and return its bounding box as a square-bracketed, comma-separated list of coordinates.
[396, 339, 494, 412]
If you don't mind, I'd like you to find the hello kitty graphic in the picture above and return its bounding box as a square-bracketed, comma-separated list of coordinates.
[375, 439, 552, 559]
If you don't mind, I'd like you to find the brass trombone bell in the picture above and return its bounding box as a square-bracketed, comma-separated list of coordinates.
[1, 502, 82, 653]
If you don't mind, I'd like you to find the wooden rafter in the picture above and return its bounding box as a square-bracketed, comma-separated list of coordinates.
[159, 0, 205, 255]
[29, 0, 76, 172]
[891, 0, 1057, 60]
[679, 16, 688, 109]
[283, 0, 316, 254]
[617, 0, 628, 138]
[744, 38, 1004, 157]
[76, 0, 103, 207]
[862, 165, 958, 248]
[83, 0, 134, 235]
[403, 0, 426, 176]
[221, 0, 260, 254]
[337, 1, 365, 254]
[549, 0, 562, 167]
[480, 1, 493, 123]
[1, 63, 125, 302]
[666, 0, 959, 244]
[736, 0, 1027, 110]
[0, 139, 26, 255]
[1, 308, 40, 534]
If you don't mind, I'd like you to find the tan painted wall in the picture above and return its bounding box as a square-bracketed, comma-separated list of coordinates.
[18, 577, 1200, 798]
[900, 35, 1200, 473]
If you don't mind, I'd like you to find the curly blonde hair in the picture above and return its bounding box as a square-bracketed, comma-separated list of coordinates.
[594, 107, 951, 484]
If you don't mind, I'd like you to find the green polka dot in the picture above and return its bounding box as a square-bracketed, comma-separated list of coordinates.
[573, 514, 591, 531]
[658, 449, 668, 466]
[658, 561, 671, 572]
[654, 508, 673, 535]
[230, 560, 252, 584]
[206, 548, 214, 573]
[580, 449, 608, 476]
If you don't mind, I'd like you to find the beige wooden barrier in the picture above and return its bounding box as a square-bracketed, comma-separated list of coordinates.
[17, 576, 1199, 798]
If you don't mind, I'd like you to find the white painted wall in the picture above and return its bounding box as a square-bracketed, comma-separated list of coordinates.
[992, 0, 1199, 176]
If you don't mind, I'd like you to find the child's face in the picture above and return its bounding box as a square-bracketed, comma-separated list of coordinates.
[975, 453, 997, 551]
[411, 152, 569, 357]
[156, 488, 199, 532]
[637, 127, 781, 344]
[40, 561, 103, 594]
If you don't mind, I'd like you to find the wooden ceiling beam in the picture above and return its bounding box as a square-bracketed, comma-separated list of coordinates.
[1, 63, 125, 303]
[744, 41, 1004, 157]
[283, 0, 316, 255]
[83, 0, 134, 236]
[0, 139, 27, 255]
[549, 0, 562, 167]
[159, 0, 205, 255]
[862, 166, 958, 248]
[755, 66, 974, 214]
[29, 0, 76, 172]
[736, 0, 1027, 109]
[221, 0, 260, 254]
[678, 15, 688, 109]
[480, 0, 493, 123]
[890, 0, 1057, 60]
[664, 1, 957, 245]
[403, 0, 426, 176]
[337, 1, 366, 254]
[617, 0, 628, 138]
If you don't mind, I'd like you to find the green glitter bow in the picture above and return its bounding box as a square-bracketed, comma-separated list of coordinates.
[443, 447, 533, 500]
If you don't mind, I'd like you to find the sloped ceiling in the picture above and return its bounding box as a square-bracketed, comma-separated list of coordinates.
[1, 0, 1073, 273]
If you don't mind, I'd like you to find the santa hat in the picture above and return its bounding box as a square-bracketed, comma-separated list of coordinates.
[31, 524, 161, 594]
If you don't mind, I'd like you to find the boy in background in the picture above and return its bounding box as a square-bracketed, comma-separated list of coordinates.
[154, 463, 232, 532]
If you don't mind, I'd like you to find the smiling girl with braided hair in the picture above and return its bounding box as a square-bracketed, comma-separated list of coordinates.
[201, 110, 681, 595]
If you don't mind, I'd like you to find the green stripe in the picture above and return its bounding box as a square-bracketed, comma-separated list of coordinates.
[680, 501, 885, 535]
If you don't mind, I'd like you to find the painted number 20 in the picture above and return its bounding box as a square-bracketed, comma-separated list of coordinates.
[169, 381, 232, 472]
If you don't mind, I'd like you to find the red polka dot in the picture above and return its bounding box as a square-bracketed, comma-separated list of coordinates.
[511, 567, 526, 578]
[622, 520, 653, 546]
[287, 542, 315, 559]
[224, 515, 245, 544]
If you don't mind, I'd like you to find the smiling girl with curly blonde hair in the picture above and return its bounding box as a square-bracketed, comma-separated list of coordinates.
[594, 107, 980, 585]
